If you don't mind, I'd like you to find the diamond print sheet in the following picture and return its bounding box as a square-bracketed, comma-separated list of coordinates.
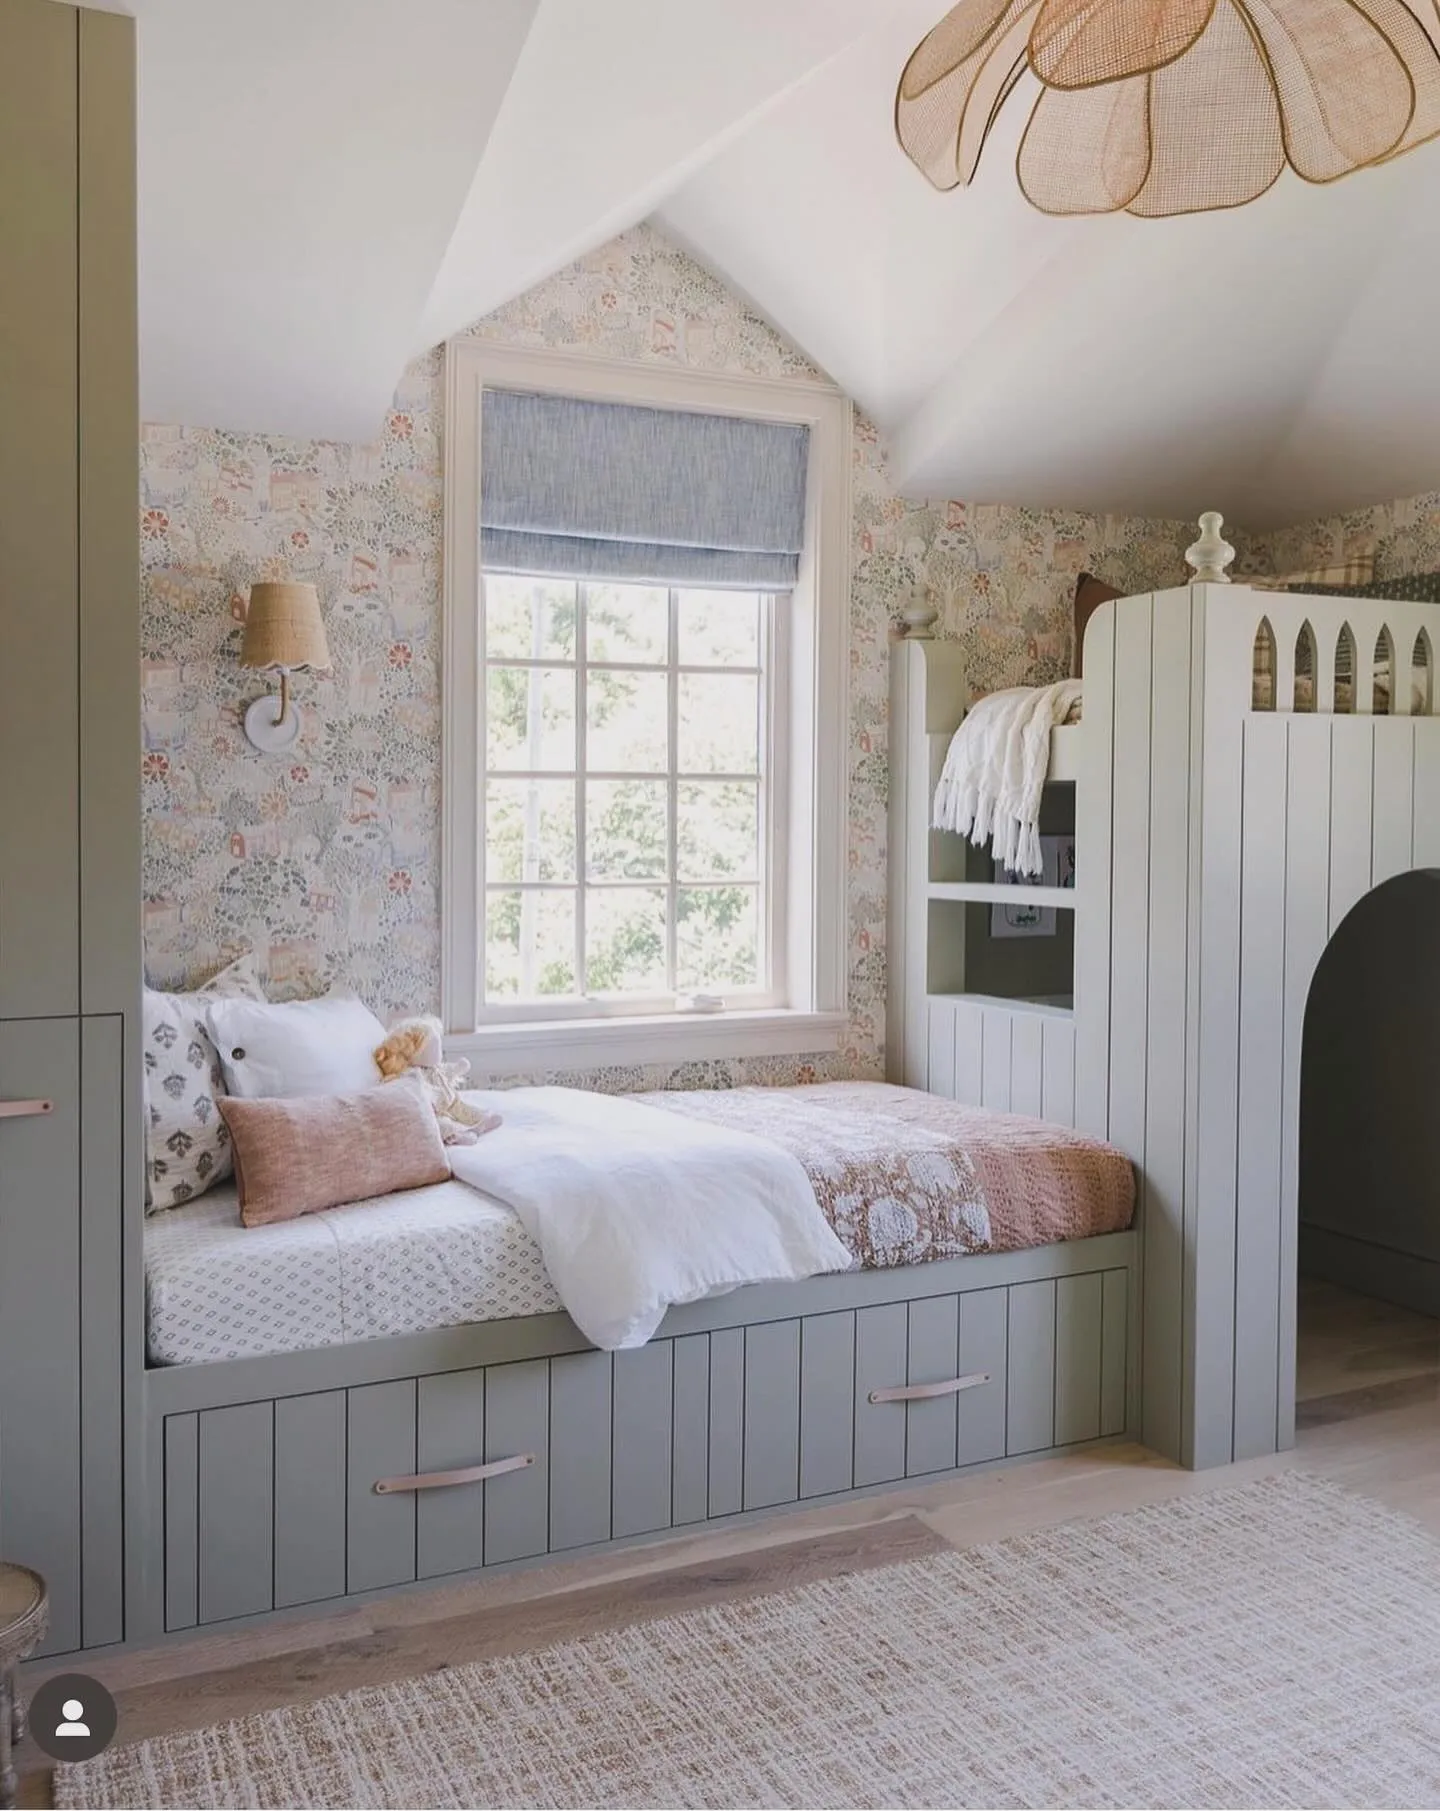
[145, 1181, 562, 1364]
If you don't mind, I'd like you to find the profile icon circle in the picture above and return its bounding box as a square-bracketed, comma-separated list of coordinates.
[26, 1671, 118, 1764]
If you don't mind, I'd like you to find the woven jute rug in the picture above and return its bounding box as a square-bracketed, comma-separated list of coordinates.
[57, 1474, 1440, 1809]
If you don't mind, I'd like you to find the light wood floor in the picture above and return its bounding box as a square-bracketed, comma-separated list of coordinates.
[16, 1279, 1440, 1807]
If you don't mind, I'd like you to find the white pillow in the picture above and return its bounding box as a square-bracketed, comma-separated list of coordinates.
[143, 951, 267, 1212]
[206, 996, 387, 1100]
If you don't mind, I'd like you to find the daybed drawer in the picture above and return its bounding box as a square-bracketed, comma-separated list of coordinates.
[842, 1269, 1129, 1486]
[354, 1362, 552, 1583]
[162, 1365, 550, 1627]
[159, 1267, 1132, 1628]
[165, 1393, 350, 1630]
[851, 1289, 1008, 1485]
[1005, 1270, 1129, 1455]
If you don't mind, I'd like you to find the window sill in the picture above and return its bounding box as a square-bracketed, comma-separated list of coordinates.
[446, 1009, 848, 1077]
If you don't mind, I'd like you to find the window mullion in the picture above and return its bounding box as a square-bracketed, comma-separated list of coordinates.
[575, 581, 588, 997]
[666, 588, 679, 996]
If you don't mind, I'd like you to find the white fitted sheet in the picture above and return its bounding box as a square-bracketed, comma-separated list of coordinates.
[145, 1181, 561, 1365]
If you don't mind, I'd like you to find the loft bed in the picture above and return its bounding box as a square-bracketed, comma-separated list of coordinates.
[890, 564, 1440, 1472]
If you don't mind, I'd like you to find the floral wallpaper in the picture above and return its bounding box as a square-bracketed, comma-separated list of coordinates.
[1243, 491, 1440, 584]
[140, 221, 1192, 1083]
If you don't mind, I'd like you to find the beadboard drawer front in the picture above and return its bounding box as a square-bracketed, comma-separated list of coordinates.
[850, 1286, 1009, 1482]
[157, 1256, 1133, 1629]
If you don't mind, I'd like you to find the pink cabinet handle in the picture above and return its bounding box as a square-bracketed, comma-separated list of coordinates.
[0, 1100, 53, 1119]
[373, 1452, 535, 1495]
[868, 1370, 990, 1405]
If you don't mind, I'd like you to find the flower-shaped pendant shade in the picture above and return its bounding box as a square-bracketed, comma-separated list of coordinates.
[897, 0, 1440, 216]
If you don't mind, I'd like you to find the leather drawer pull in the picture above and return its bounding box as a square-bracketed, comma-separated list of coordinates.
[0, 1099, 54, 1119]
[868, 1371, 990, 1405]
[373, 1452, 535, 1495]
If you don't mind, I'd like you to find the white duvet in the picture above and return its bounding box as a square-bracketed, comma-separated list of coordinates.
[447, 1086, 851, 1349]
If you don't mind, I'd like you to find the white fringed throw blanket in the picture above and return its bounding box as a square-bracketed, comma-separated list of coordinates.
[932, 680, 1082, 877]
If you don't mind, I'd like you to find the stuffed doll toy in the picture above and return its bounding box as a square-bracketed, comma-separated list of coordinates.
[373, 1015, 500, 1146]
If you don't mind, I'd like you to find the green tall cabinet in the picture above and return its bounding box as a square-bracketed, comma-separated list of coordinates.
[0, 0, 140, 1657]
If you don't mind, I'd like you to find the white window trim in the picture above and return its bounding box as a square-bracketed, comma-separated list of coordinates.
[442, 339, 851, 1072]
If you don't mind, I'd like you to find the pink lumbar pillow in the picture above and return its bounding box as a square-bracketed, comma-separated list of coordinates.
[218, 1079, 451, 1228]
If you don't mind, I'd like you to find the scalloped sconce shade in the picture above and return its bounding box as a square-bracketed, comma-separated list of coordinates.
[897, 0, 1440, 218]
[239, 582, 330, 753]
[241, 582, 330, 673]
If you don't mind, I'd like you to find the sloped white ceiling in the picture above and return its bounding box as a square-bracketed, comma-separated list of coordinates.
[417, 0, 888, 350]
[129, 0, 1440, 525]
[129, 0, 537, 441]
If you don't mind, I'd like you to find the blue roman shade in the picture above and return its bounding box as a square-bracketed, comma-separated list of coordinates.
[480, 388, 811, 588]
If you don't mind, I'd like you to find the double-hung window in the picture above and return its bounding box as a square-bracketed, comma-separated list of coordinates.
[481, 574, 783, 1016]
[443, 344, 850, 1070]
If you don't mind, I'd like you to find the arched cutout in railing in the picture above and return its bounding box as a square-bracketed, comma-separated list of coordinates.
[1414, 629, 1434, 716]
[1294, 619, 1317, 712]
[1252, 616, 1276, 710]
[1333, 621, 1356, 713]
[1374, 626, 1394, 714]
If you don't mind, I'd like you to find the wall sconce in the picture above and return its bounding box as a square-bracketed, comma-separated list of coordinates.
[239, 581, 330, 752]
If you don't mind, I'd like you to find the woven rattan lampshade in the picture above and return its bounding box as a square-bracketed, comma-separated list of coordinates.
[240, 582, 330, 672]
[897, 0, 1440, 217]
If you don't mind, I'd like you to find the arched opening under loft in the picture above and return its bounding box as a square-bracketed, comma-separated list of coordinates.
[1333, 622, 1356, 714]
[1293, 619, 1317, 712]
[1252, 616, 1276, 710]
[1414, 629, 1434, 715]
[1296, 870, 1440, 1425]
[1373, 626, 1395, 715]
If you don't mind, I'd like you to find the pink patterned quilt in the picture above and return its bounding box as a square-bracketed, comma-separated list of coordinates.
[635, 1081, 1134, 1270]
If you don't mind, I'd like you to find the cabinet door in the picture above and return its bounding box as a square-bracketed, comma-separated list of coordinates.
[0, 1020, 82, 1654]
[0, 1, 137, 1659]
[0, 0, 80, 1018]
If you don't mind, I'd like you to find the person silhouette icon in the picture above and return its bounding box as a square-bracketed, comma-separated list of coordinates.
[29, 1671, 117, 1762]
[55, 1699, 90, 1738]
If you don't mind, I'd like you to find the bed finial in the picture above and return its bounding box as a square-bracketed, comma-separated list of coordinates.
[1186, 511, 1235, 584]
[899, 583, 940, 639]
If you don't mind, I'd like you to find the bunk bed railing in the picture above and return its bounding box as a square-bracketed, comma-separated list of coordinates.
[1243, 590, 1436, 717]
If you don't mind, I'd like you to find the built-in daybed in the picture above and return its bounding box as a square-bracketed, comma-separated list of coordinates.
[136, 1079, 1138, 1641]
[131, 552, 1440, 1648]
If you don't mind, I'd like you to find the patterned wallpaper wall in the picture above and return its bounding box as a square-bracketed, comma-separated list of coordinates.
[1246, 491, 1440, 583]
[140, 222, 1193, 1082]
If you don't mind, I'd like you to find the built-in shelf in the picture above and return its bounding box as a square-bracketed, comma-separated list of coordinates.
[928, 882, 1078, 908]
[928, 991, 1074, 1018]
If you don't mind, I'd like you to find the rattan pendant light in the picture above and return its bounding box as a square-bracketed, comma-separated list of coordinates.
[897, 0, 1440, 217]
